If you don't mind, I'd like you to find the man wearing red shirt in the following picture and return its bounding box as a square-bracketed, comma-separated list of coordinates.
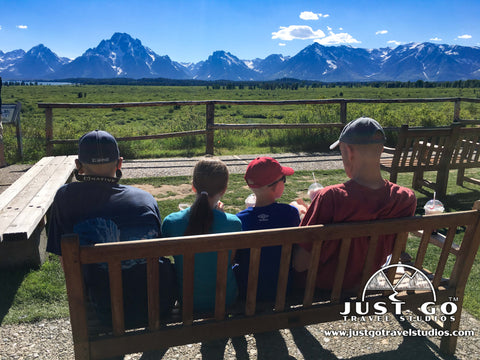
[293, 117, 417, 290]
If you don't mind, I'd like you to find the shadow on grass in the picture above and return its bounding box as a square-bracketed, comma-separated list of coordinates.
[0, 266, 30, 324]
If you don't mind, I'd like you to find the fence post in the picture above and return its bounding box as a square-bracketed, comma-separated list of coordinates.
[45, 107, 53, 156]
[340, 100, 347, 124]
[453, 99, 461, 122]
[205, 102, 215, 155]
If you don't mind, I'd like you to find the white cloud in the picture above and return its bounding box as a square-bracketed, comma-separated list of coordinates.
[314, 31, 360, 45]
[272, 25, 326, 41]
[430, 37, 442, 42]
[300, 11, 320, 20]
[278, 43, 286, 46]
[16, 25, 28, 29]
[457, 34, 472, 39]
[387, 40, 402, 46]
[376, 30, 388, 35]
[299, 11, 329, 20]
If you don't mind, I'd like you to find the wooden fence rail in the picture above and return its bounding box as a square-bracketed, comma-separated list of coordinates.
[38, 97, 480, 156]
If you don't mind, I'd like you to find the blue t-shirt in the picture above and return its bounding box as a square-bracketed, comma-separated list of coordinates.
[47, 181, 161, 255]
[47, 181, 174, 328]
[161, 207, 241, 313]
[235, 202, 300, 300]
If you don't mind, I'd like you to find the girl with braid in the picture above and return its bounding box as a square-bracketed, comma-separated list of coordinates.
[161, 159, 241, 312]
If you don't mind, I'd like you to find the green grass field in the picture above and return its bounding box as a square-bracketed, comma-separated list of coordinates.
[1, 166, 479, 325]
[1, 85, 479, 162]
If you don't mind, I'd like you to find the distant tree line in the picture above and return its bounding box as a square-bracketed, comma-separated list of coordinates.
[2, 78, 480, 89]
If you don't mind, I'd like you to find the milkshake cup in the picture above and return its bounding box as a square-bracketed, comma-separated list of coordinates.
[424, 199, 444, 234]
[245, 193, 256, 208]
[307, 182, 323, 201]
[178, 203, 190, 211]
[424, 199, 444, 215]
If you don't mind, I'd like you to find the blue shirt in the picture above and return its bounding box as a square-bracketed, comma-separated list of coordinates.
[47, 181, 170, 328]
[235, 202, 300, 300]
[162, 207, 241, 313]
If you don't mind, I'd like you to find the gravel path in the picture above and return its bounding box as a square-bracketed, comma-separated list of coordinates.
[1, 310, 479, 359]
[1, 152, 479, 359]
[120, 152, 346, 179]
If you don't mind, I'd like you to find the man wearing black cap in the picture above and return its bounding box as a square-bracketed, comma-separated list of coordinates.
[47, 130, 175, 329]
[293, 117, 417, 290]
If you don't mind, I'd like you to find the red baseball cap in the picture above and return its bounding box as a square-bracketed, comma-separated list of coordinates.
[244, 157, 294, 188]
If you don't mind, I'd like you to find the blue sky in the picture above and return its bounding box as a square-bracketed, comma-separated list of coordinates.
[0, 0, 478, 63]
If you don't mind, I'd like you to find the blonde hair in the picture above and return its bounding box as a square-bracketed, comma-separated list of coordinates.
[184, 159, 229, 235]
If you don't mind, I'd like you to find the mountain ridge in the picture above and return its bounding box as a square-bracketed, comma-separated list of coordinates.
[1, 32, 479, 82]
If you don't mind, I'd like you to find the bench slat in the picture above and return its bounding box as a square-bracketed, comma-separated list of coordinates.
[433, 227, 457, 288]
[0, 155, 76, 241]
[274, 243, 292, 312]
[303, 240, 322, 307]
[357, 235, 380, 298]
[414, 228, 435, 268]
[2, 155, 76, 241]
[109, 260, 125, 336]
[0, 156, 52, 210]
[331, 237, 351, 302]
[147, 257, 160, 330]
[182, 252, 195, 325]
[245, 247, 261, 316]
[214, 250, 229, 320]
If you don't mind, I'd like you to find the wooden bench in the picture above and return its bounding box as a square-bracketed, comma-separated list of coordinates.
[61, 202, 480, 359]
[450, 126, 480, 187]
[0, 155, 76, 267]
[380, 124, 461, 197]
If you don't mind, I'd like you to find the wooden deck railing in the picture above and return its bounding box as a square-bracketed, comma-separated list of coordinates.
[38, 97, 480, 155]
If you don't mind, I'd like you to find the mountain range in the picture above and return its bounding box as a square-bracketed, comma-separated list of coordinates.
[1, 32, 479, 82]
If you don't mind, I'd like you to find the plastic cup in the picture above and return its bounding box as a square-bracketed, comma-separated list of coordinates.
[245, 193, 256, 208]
[424, 199, 445, 215]
[178, 203, 190, 211]
[307, 182, 323, 201]
[424, 199, 444, 234]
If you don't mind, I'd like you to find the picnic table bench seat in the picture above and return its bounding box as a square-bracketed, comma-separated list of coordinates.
[0, 155, 76, 267]
[61, 201, 480, 359]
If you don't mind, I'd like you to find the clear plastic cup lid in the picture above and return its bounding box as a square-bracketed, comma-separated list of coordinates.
[308, 182, 323, 191]
[245, 193, 256, 206]
[424, 199, 444, 211]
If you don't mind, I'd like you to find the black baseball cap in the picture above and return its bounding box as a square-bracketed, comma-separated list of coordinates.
[78, 130, 120, 164]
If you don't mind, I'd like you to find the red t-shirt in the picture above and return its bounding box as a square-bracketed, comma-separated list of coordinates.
[297, 179, 417, 290]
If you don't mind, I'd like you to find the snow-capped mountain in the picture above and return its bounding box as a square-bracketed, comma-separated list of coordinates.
[0, 45, 68, 79]
[193, 50, 260, 80]
[1, 33, 479, 82]
[54, 33, 189, 79]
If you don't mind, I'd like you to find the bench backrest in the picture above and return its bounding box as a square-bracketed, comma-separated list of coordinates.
[451, 126, 480, 168]
[61, 207, 480, 359]
[390, 124, 460, 172]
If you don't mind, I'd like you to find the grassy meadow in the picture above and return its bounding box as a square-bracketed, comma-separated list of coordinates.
[1, 84, 479, 163]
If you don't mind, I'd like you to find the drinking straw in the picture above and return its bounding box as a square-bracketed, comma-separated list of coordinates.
[312, 172, 317, 183]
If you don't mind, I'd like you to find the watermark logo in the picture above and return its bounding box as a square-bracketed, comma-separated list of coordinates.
[363, 264, 436, 302]
[341, 264, 457, 323]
